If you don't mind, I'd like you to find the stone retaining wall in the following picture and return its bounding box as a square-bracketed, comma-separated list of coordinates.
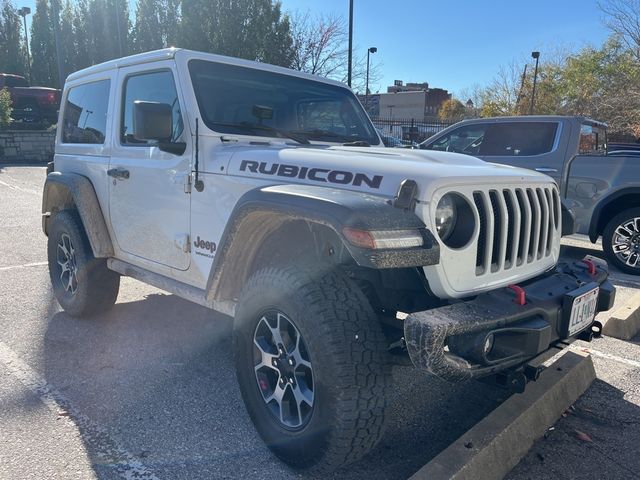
[0, 130, 56, 164]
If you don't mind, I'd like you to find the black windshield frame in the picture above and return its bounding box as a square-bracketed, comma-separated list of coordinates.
[188, 59, 380, 145]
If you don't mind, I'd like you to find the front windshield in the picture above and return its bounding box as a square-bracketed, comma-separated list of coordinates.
[188, 59, 380, 145]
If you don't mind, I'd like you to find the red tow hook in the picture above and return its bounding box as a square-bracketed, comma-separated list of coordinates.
[507, 284, 526, 306]
[582, 258, 597, 275]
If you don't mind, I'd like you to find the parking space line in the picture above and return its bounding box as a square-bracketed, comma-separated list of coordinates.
[0, 262, 48, 272]
[0, 178, 41, 195]
[0, 341, 161, 480]
[569, 344, 640, 368]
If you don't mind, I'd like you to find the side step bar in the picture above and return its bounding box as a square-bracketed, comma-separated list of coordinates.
[107, 258, 236, 317]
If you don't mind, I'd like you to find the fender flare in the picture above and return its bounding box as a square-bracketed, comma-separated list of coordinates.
[42, 172, 114, 258]
[588, 186, 640, 242]
[205, 184, 439, 304]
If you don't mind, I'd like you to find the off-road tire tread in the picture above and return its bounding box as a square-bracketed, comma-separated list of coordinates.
[47, 209, 120, 316]
[234, 265, 390, 472]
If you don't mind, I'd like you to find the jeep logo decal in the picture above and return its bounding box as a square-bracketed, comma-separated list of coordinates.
[239, 160, 383, 189]
[193, 236, 216, 256]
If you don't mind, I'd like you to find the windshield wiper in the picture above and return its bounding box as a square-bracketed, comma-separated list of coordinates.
[211, 122, 309, 145]
[342, 140, 370, 147]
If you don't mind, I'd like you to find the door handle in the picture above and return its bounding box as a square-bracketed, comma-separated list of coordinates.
[535, 167, 558, 173]
[107, 168, 130, 180]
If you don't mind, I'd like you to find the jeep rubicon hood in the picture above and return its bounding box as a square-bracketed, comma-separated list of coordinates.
[223, 144, 553, 202]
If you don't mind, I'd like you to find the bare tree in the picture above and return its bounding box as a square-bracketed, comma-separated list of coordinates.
[289, 10, 381, 93]
[598, 0, 640, 60]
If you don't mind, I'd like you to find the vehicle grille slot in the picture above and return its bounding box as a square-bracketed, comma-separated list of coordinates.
[488, 190, 508, 271]
[536, 188, 550, 258]
[552, 188, 560, 230]
[503, 190, 517, 269]
[515, 189, 530, 266]
[526, 189, 541, 262]
[474, 192, 488, 274]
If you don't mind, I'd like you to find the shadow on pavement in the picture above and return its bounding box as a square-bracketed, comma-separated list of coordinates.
[42, 292, 508, 480]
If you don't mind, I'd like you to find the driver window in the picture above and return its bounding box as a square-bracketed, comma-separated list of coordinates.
[428, 125, 486, 154]
[121, 70, 184, 145]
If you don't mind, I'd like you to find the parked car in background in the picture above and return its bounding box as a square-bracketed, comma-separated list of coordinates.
[0, 73, 61, 124]
[421, 116, 640, 274]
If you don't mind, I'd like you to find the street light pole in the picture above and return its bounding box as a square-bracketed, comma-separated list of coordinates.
[365, 46, 377, 113]
[529, 51, 540, 115]
[51, 1, 65, 88]
[347, 0, 353, 87]
[17, 7, 31, 81]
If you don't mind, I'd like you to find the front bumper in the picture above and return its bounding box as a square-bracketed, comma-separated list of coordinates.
[404, 257, 615, 382]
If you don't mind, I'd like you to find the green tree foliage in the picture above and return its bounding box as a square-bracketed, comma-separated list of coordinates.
[438, 98, 466, 122]
[0, 0, 27, 76]
[178, 0, 293, 66]
[0, 87, 12, 128]
[30, 0, 57, 86]
[133, 0, 165, 52]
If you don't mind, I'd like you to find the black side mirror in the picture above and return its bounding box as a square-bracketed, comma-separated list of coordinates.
[133, 101, 173, 141]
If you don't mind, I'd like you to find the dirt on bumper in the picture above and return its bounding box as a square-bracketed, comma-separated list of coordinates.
[404, 258, 616, 382]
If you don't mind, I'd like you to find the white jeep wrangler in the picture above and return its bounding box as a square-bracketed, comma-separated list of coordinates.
[43, 48, 615, 472]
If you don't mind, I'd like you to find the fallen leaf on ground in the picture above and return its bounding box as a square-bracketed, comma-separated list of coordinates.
[574, 429, 593, 442]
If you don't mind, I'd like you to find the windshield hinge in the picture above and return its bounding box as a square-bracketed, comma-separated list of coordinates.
[184, 173, 192, 194]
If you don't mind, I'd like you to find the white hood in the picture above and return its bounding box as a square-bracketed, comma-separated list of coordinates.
[221, 143, 553, 202]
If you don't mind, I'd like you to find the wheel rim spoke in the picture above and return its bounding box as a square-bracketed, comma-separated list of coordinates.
[252, 309, 314, 429]
[57, 234, 78, 294]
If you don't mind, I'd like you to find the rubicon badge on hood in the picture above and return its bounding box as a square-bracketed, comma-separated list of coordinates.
[240, 160, 383, 189]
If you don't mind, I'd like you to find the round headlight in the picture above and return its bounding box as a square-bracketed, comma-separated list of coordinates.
[435, 194, 458, 241]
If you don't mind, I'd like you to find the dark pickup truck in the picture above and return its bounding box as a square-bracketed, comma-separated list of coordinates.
[420, 116, 640, 275]
[0, 73, 60, 124]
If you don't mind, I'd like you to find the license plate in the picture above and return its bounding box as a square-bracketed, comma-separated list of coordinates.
[567, 287, 599, 336]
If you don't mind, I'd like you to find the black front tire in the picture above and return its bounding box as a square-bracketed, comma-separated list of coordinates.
[233, 265, 390, 472]
[47, 209, 120, 317]
[603, 207, 640, 275]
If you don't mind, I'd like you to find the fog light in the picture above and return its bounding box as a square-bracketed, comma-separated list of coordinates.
[483, 333, 495, 357]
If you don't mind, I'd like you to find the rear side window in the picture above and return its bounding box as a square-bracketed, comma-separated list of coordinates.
[61, 80, 110, 144]
[478, 122, 558, 156]
[121, 70, 183, 145]
[4, 76, 28, 87]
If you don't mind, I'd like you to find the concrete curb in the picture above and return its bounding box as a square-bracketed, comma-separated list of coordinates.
[600, 291, 640, 340]
[409, 350, 595, 480]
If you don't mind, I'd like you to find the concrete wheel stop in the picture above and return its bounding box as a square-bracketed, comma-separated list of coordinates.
[409, 349, 596, 480]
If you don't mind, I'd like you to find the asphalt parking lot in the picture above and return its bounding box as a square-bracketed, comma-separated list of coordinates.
[1, 165, 639, 480]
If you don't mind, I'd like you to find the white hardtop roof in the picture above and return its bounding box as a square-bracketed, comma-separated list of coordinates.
[65, 48, 349, 89]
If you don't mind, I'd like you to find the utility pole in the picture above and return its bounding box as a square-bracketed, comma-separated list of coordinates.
[347, 0, 353, 87]
[515, 63, 527, 115]
[529, 51, 540, 115]
[51, 1, 65, 88]
[365, 46, 377, 112]
[17, 7, 32, 81]
[114, 0, 123, 57]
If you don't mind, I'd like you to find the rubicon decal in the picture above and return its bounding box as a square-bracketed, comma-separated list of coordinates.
[239, 160, 383, 189]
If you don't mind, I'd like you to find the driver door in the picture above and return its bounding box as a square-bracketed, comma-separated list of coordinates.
[108, 63, 192, 271]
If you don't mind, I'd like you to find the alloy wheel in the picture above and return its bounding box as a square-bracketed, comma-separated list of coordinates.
[612, 217, 640, 268]
[56, 233, 78, 295]
[253, 310, 314, 429]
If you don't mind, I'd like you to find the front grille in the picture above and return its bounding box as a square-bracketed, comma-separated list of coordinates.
[474, 187, 560, 275]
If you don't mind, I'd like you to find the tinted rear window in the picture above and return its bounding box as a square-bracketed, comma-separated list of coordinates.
[61, 80, 110, 144]
[3, 76, 28, 87]
[478, 122, 558, 156]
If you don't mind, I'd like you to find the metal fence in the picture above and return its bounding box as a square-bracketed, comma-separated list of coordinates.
[371, 117, 455, 143]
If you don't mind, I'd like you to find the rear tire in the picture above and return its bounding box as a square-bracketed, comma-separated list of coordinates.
[47, 209, 120, 317]
[603, 207, 640, 275]
[233, 265, 390, 472]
